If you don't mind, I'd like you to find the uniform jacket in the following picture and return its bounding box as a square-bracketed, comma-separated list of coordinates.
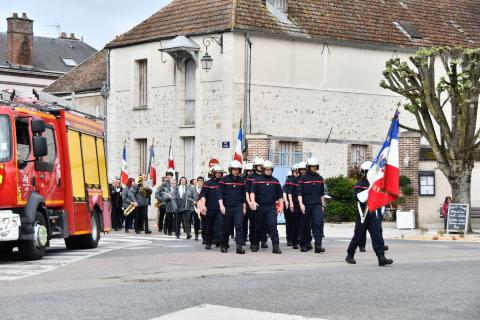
[176, 184, 195, 212]
[287, 176, 300, 205]
[297, 172, 325, 206]
[110, 186, 123, 211]
[160, 184, 178, 213]
[218, 174, 246, 207]
[245, 172, 260, 193]
[200, 178, 221, 210]
[251, 174, 283, 206]
[132, 184, 150, 207]
[354, 177, 369, 212]
[121, 187, 136, 209]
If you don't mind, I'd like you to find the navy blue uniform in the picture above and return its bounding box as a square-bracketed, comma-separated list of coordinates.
[297, 172, 325, 249]
[251, 175, 283, 246]
[286, 177, 300, 246]
[347, 178, 385, 256]
[246, 172, 267, 244]
[283, 177, 293, 244]
[353, 181, 368, 250]
[218, 174, 246, 247]
[200, 178, 221, 246]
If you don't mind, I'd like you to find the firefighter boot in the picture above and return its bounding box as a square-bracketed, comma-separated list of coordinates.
[378, 254, 393, 266]
[345, 254, 356, 264]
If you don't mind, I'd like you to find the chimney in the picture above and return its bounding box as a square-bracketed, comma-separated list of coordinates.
[69, 33, 78, 40]
[7, 12, 34, 67]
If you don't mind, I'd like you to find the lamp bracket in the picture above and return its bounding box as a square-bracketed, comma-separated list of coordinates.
[203, 35, 223, 53]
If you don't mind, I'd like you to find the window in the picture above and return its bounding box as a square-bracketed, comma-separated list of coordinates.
[183, 137, 195, 179]
[350, 144, 367, 166]
[15, 119, 31, 166]
[185, 59, 196, 125]
[419, 172, 435, 196]
[0, 115, 12, 162]
[61, 57, 78, 67]
[267, 0, 288, 13]
[136, 139, 148, 176]
[394, 21, 423, 40]
[277, 141, 297, 166]
[135, 59, 148, 108]
[44, 127, 57, 164]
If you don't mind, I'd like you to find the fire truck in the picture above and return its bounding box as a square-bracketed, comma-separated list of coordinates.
[0, 90, 111, 260]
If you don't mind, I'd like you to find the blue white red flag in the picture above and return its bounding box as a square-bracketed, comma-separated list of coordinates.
[121, 144, 129, 186]
[367, 111, 400, 211]
[233, 127, 243, 164]
[147, 144, 157, 185]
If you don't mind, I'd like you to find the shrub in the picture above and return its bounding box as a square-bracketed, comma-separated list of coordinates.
[325, 175, 357, 222]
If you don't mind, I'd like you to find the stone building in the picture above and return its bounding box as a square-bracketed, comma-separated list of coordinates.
[0, 13, 97, 93]
[99, 0, 479, 225]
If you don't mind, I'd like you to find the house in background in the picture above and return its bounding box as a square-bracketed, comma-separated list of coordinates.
[0, 13, 97, 94]
[103, 0, 479, 226]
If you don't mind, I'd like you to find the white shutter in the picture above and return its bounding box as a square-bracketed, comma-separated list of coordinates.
[185, 59, 196, 125]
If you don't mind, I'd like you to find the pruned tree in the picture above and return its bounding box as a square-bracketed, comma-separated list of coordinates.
[380, 47, 480, 232]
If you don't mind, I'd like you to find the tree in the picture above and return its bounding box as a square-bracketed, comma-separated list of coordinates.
[380, 47, 480, 232]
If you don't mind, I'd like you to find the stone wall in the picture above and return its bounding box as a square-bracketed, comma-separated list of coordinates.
[398, 131, 421, 216]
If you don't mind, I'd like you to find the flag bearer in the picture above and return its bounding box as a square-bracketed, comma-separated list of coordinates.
[346, 161, 393, 266]
[218, 160, 247, 254]
[297, 157, 325, 253]
[200, 165, 223, 250]
[250, 160, 284, 254]
[287, 164, 300, 249]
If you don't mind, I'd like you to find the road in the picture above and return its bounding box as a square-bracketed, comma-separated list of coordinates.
[0, 232, 479, 320]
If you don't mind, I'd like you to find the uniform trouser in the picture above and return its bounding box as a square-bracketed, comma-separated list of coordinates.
[111, 207, 123, 229]
[299, 208, 312, 247]
[175, 210, 191, 236]
[284, 206, 292, 243]
[204, 209, 220, 245]
[164, 212, 175, 234]
[201, 214, 206, 240]
[192, 211, 201, 236]
[247, 208, 255, 242]
[222, 206, 244, 247]
[157, 206, 166, 231]
[125, 212, 134, 230]
[309, 204, 324, 248]
[134, 206, 149, 232]
[355, 211, 368, 249]
[243, 213, 249, 241]
[290, 204, 301, 245]
[347, 211, 385, 256]
[254, 205, 279, 246]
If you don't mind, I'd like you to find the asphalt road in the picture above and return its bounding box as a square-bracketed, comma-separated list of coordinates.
[0, 232, 479, 320]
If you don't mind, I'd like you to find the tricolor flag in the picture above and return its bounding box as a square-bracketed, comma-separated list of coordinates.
[147, 144, 157, 185]
[167, 140, 175, 170]
[233, 126, 243, 164]
[367, 111, 400, 211]
[120, 144, 129, 186]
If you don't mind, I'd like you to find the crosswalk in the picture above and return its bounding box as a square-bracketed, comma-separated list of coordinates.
[0, 236, 151, 282]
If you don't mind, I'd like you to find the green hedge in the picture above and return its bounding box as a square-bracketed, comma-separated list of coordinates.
[325, 175, 357, 222]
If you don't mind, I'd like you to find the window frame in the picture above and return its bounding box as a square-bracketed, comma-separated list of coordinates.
[419, 171, 435, 197]
[134, 59, 148, 109]
[184, 58, 196, 125]
[350, 144, 368, 166]
[44, 125, 57, 164]
[0, 115, 12, 163]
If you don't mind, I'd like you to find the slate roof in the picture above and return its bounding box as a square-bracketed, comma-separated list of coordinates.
[0, 33, 97, 75]
[106, 0, 480, 49]
[43, 49, 107, 94]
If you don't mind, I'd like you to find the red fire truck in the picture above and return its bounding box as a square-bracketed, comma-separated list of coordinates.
[0, 90, 111, 260]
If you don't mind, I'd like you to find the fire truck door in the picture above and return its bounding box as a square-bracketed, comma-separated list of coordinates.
[15, 118, 35, 205]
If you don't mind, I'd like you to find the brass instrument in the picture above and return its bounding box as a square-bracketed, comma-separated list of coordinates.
[154, 200, 162, 208]
[123, 203, 136, 216]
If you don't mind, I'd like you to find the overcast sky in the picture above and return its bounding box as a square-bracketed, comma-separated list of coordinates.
[1, 0, 171, 49]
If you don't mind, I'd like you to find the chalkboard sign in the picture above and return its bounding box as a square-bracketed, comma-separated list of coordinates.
[447, 203, 469, 234]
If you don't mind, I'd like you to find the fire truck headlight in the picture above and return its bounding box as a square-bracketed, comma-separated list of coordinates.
[3, 218, 10, 225]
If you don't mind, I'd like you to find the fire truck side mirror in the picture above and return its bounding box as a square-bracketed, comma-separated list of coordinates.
[33, 136, 48, 158]
[31, 119, 46, 134]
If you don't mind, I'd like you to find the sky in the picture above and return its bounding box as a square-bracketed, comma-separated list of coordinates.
[0, 0, 171, 49]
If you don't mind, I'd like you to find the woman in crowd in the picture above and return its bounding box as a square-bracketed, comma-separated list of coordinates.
[176, 177, 195, 239]
[122, 178, 136, 233]
[161, 179, 178, 236]
[441, 196, 452, 230]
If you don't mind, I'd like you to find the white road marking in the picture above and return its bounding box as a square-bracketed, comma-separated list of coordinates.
[0, 236, 150, 282]
[151, 304, 328, 320]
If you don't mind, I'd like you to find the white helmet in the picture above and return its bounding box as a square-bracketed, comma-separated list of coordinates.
[287, 170, 293, 176]
[360, 161, 373, 171]
[252, 157, 264, 167]
[291, 163, 298, 172]
[228, 160, 243, 173]
[166, 168, 175, 175]
[297, 161, 307, 170]
[213, 164, 224, 173]
[306, 157, 320, 169]
[245, 163, 254, 171]
[262, 160, 274, 170]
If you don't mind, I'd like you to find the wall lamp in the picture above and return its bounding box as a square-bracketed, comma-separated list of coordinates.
[201, 35, 223, 72]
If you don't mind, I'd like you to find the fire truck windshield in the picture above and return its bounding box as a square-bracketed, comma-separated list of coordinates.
[0, 115, 12, 162]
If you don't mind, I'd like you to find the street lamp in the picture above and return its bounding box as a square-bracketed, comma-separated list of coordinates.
[201, 35, 223, 72]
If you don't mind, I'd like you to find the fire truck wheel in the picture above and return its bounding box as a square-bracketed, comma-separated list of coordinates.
[76, 212, 101, 249]
[0, 243, 14, 256]
[64, 237, 80, 250]
[19, 211, 48, 260]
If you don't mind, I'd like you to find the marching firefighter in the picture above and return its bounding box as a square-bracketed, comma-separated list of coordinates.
[297, 157, 325, 253]
[249, 157, 269, 249]
[286, 164, 300, 249]
[250, 160, 284, 254]
[200, 165, 224, 249]
[244, 163, 255, 246]
[283, 169, 294, 246]
[345, 161, 393, 266]
[218, 160, 247, 254]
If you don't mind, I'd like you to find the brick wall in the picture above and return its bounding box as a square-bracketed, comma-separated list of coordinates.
[7, 13, 33, 67]
[246, 134, 271, 161]
[399, 132, 421, 217]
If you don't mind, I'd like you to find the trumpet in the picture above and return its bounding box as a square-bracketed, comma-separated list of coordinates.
[123, 203, 136, 216]
[154, 200, 162, 208]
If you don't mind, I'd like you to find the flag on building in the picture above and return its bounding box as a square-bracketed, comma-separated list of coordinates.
[168, 140, 175, 170]
[367, 111, 400, 211]
[233, 126, 243, 164]
[121, 143, 129, 186]
[147, 144, 157, 185]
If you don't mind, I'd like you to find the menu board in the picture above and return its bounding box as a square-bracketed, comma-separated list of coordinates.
[447, 203, 469, 233]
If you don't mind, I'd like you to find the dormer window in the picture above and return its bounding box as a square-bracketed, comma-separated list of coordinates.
[267, 0, 288, 14]
[394, 21, 423, 40]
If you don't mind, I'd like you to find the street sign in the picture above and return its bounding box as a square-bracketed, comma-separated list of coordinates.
[208, 158, 219, 168]
[447, 203, 469, 234]
[222, 141, 230, 149]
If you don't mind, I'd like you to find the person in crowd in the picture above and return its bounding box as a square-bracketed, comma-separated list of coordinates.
[156, 171, 175, 234]
[243, 163, 254, 246]
[156, 177, 167, 232]
[441, 196, 452, 230]
[200, 166, 224, 249]
[297, 157, 325, 254]
[192, 176, 205, 241]
[283, 170, 293, 246]
[122, 178, 137, 233]
[132, 175, 152, 234]
[345, 161, 393, 267]
[287, 164, 301, 249]
[176, 177, 195, 239]
[218, 160, 247, 254]
[161, 178, 178, 236]
[247, 157, 269, 249]
[110, 177, 123, 231]
[250, 160, 284, 254]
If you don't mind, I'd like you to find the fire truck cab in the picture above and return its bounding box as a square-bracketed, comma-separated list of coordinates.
[0, 91, 111, 260]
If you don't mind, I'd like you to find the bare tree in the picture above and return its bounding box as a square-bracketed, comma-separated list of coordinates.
[381, 48, 480, 232]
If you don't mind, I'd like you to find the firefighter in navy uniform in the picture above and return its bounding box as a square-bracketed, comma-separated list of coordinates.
[247, 157, 269, 249]
[199, 165, 223, 249]
[218, 160, 247, 254]
[244, 163, 255, 247]
[283, 169, 294, 246]
[346, 161, 393, 266]
[250, 160, 284, 254]
[297, 158, 326, 253]
[287, 164, 300, 249]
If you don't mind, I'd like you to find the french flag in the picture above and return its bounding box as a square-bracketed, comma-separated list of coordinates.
[367, 111, 400, 212]
[121, 144, 129, 186]
[168, 141, 175, 170]
[147, 145, 157, 185]
[233, 127, 243, 164]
